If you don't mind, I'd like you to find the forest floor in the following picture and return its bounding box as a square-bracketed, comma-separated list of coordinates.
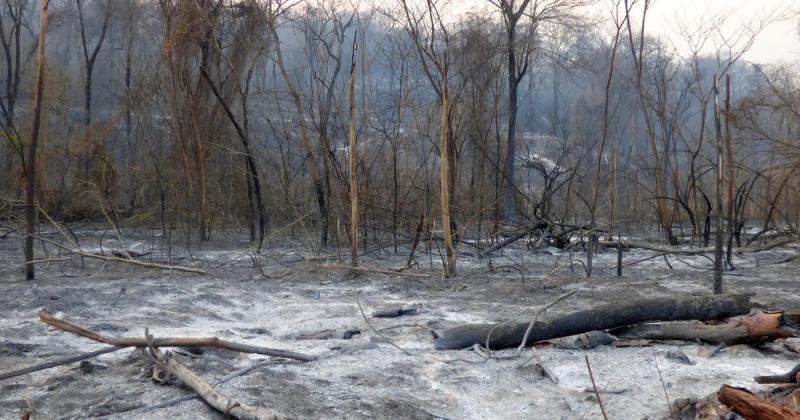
[0, 226, 798, 419]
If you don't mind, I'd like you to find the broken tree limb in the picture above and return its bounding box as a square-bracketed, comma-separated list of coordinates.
[480, 222, 548, 257]
[756, 363, 800, 384]
[372, 307, 419, 318]
[29, 233, 207, 274]
[318, 263, 431, 278]
[598, 237, 795, 255]
[612, 311, 794, 345]
[146, 336, 285, 420]
[718, 385, 800, 420]
[401, 215, 425, 271]
[39, 310, 315, 362]
[107, 359, 275, 416]
[432, 294, 752, 350]
[0, 345, 124, 382]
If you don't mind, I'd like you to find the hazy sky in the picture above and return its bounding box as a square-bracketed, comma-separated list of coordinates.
[632, 0, 799, 64]
[448, 0, 799, 64]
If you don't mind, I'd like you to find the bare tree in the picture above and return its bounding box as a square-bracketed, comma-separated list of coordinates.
[76, 0, 111, 127]
[490, 0, 587, 224]
[346, 31, 358, 266]
[24, 0, 49, 280]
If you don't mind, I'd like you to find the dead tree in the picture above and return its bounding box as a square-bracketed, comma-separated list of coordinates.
[347, 33, 358, 267]
[397, 0, 457, 276]
[0, 0, 27, 130]
[270, 18, 330, 251]
[24, 0, 49, 281]
[76, 0, 111, 127]
[713, 74, 724, 294]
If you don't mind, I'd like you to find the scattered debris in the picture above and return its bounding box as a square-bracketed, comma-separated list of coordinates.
[297, 329, 361, 340]
[551, 331, 616, 350]
[145, 331, 288, 420]
[372, 307, 420, 318]
[665, 350, 694, 365]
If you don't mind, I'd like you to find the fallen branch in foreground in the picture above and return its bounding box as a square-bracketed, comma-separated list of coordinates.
[718, 385, 800, 420]
[146, 332, 285, 420]
[0, 345, 124, 381]
[612, 310, 794, 345]
[112, 359, 275, 416]
[432, 294, 752, 350]
[40, 310, 315, 362]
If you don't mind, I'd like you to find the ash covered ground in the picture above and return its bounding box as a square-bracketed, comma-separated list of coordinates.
[0, 227, 798, 419]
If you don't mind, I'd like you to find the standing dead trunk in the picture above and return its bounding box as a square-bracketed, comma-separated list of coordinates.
[24, 0, 49, 281]
[347, 34, 358, 267]
[199, 68, 267, 251]
[589, 4, 626, 276]
[498, 0, 533, 224]
[77, 0, 111, 127]
[271, 26, 328, 251]
[713, 75, 724, 294]
[439, 76, 455, 277]
[724, 75, 735, 268]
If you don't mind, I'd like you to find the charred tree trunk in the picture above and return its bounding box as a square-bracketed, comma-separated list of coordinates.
[347, 34, 358, 267]
[24, 0, 49, 281]
[432, 294, 751, 350]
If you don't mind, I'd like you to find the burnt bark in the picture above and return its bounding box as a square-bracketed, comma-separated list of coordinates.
[432, 294, 751, 350]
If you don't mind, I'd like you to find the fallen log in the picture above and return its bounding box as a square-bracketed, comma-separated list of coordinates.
[756, 363, 800, 384]
[432, 294, 751, 350]
[612, 311, 794, 345]
[40, 310, 315, 362]
[146, 337, 285, 420]
[372, 307, 419, 318]
[718, 385, 800, 420]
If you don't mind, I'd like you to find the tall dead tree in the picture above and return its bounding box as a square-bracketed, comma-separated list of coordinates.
[0, 0, 27, 129]
[713, 74, 724, 294]
[76, 0, 111, 127]
[24, 0, 49, 280]
[588, 0, 629, 276]
[397, 0, 456, 276]
[724, 74, 735, 267]
[492, 0, 531, 224]
[270, 16, 330, 252]
[624, 0, 677, 245]
[490, 0, 587, 224]
[347, 33, 358, 267]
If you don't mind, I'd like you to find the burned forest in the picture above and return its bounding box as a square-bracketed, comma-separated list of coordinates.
[2, 0, 800, 418]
